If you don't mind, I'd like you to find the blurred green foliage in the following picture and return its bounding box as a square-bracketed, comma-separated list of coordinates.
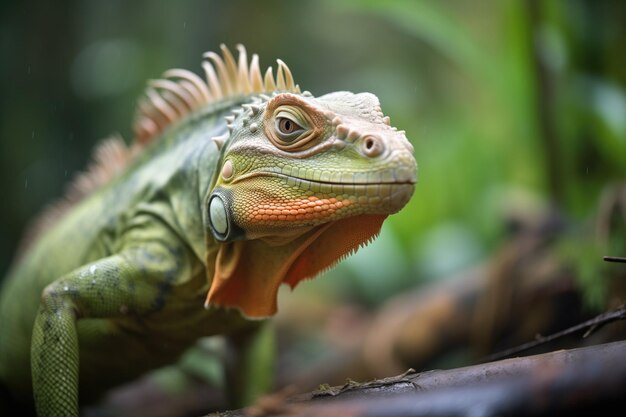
[0, 0, 624, 310]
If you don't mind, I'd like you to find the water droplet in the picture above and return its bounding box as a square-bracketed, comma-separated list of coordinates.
[89, 265, 97, 274]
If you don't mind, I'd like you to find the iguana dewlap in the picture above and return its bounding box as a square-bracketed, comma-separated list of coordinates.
[0, 44, 417, 416]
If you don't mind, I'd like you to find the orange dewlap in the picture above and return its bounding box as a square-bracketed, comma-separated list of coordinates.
[207, 214, 387, 318]
[248, 196, 352, 223]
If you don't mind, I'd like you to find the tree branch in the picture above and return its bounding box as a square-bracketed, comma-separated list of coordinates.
[206, 340, 626, 417]
[604, 256, 626, 263]
[483, 305, 626, 362]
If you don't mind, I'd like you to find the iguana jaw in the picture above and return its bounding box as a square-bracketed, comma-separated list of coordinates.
[229, 171, 414, 232]
[254, 171, 416, 214]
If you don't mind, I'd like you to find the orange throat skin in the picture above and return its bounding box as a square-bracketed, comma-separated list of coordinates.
[248, 195, 352, 225]
[205, 214, 387, 318]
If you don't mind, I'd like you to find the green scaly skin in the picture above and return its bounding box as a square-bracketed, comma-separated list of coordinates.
[0, 53, 417, 416]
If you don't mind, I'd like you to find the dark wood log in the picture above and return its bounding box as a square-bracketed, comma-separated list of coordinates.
[207, 340, 626, 417]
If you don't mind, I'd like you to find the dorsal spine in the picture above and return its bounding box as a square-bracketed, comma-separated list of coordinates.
[133, 44, 301, 144]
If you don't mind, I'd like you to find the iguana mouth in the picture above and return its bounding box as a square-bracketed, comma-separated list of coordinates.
[235, 171, 415, 207]
[233, 170, 417, 186]
[234, 171, 416, 215]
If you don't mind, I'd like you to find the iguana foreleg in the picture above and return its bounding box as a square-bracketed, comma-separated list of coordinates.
[31, 240, 188, 417]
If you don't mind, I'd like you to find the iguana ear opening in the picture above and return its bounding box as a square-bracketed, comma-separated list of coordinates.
[205, 215, 387, 318]
[207, 188, 246, 242]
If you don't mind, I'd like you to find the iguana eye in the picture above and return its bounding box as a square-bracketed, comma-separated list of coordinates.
[274, 110, 307, 142]
[277, 118, 300, 135]
[264, 97, 323, 151]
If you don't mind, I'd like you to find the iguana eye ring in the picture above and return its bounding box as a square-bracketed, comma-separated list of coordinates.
[274, 111, 306, 142]
[264, 95, 326, 151]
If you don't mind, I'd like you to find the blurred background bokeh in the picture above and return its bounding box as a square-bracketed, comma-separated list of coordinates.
[1, 0, 625, 415]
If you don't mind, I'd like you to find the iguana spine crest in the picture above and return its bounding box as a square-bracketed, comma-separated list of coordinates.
[133, 44, 301, 143]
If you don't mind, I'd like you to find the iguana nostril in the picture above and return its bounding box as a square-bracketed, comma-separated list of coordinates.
[362, 135, 384, 157]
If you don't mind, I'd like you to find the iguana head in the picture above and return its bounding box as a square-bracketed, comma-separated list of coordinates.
[134, 45, 417, 318]
[208, 91, 416, 242]
[206, 91, 416, 317]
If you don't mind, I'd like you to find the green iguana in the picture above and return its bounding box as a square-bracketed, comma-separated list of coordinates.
[0, 44, 417, 416]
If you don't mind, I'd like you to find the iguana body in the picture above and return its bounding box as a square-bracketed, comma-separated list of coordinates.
[0, 45, 417, 416]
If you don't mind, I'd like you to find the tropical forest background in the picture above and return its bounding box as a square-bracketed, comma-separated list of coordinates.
[0, 0, 624, 414]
